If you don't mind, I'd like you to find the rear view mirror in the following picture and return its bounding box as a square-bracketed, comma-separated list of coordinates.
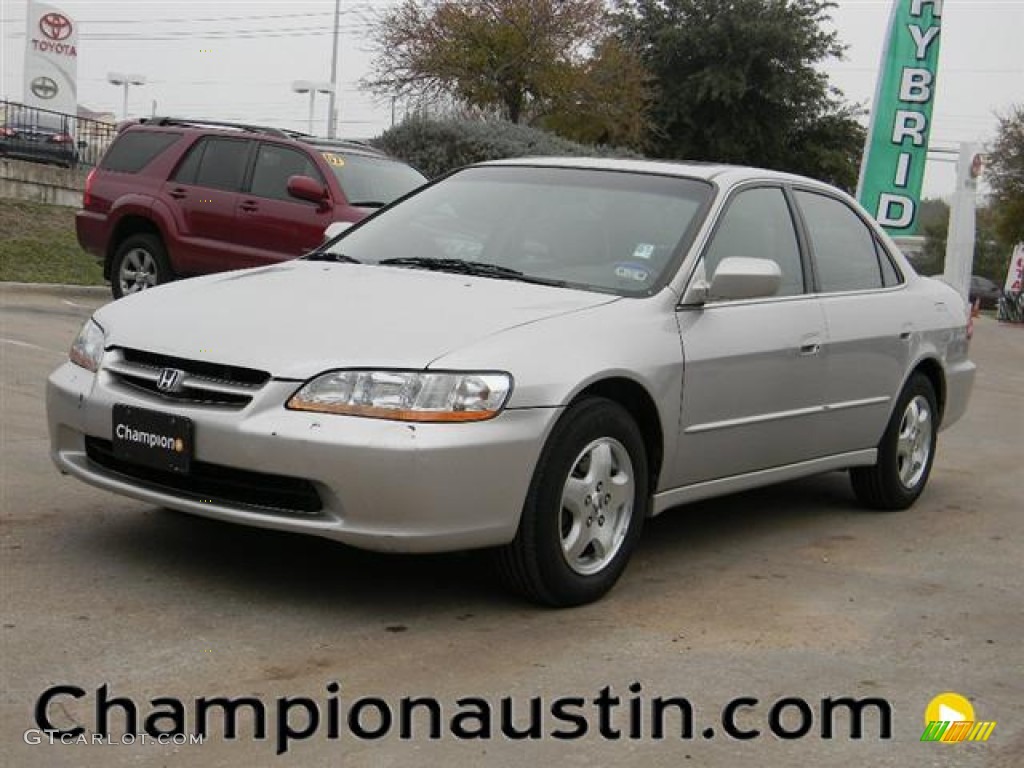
[287, 175, 329, 206]
[708, 257, 781, 301]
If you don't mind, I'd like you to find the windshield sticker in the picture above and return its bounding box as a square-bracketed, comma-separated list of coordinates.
[632, 243, 656, 260]
[322, 153, 345, 167]
[614, 263, 650, 282]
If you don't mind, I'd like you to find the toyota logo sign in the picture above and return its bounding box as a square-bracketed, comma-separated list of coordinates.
[30, 76, 59, 100]
[39, 12, 73, 41]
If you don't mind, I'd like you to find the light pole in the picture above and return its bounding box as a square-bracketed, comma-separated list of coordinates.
[291, 80, 334, 135]
[107, 72, 146, 120]
[327, 0, 341, 138]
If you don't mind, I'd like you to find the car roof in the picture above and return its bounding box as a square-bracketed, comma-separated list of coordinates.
[478, 156, 827, 187]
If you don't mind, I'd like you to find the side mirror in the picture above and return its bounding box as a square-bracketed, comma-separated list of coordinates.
[707, 257, 781, 301]
[323, 221, 352, 241]
[287, 175, 329, 206]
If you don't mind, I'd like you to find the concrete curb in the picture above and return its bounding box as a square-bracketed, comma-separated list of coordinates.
[0, 281, 109, 298]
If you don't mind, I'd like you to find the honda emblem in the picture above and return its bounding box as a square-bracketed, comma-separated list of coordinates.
[156, 368, 184, 393]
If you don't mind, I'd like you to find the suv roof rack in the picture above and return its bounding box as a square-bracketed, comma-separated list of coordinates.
[305, 137, 386, 155]
[137, 117, 294, 139]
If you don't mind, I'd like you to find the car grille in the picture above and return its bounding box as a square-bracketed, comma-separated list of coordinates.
[104, 348, 271, 408]
[85, 437, 323, 515]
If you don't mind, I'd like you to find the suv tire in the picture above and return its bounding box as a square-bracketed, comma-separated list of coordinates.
[111, 234, 172, 299]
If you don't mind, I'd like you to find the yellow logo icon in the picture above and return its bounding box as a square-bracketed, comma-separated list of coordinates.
[921, 692, 996, 743]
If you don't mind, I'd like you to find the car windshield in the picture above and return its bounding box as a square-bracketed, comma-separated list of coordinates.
[320, 165, 712, 296]
[318, 151, 426, 206]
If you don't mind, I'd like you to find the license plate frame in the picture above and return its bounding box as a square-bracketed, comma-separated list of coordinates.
[111, 404, 194, 474]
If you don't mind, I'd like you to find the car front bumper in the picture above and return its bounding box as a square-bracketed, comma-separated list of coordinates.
[47, 362, 559, 553]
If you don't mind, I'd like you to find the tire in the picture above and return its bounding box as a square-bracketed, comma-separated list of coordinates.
[850, 373, 938, 510]
[111, 234, 172, 299]
[495, 397, 649, 607]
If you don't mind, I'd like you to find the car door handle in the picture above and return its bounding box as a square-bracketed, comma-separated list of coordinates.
[168, 188, 187, 199]
[239, 201, 258, 212]
[799, 342, 821, 356]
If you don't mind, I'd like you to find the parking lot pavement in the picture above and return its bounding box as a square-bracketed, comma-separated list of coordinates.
[1, 286, 1021, 767]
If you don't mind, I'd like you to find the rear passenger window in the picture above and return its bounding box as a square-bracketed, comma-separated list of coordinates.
[795, 191, 884, 292]
[100, 131, 181, 173]
[183, 138, 250, 192]
[703, 187, 805, 296]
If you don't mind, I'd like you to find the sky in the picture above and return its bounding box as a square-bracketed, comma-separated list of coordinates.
[0, 0, 1021, 198]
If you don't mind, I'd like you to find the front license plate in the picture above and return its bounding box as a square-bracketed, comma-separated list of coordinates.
[112, 405, 193, 474]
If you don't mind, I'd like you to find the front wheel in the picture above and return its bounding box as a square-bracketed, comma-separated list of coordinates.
[111, 234, 172, 299]
[495, 398, 648, 607]
[850, 374, 938, 510]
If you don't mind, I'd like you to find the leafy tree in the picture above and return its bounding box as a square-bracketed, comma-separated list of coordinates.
[373, 116, 640, 179]
[616, 0, 865, 189]
[366, 0, 651, 147]
[986, 104, 1024, 251]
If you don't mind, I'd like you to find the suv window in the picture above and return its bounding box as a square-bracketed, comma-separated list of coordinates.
[795, 190, 885, 292]
[703, 187, 805, 297]
[173, 137, 250, 191]
[250, 143, 324, 201]
[101, 131, 182, 173]
[319, 151, 426, 206]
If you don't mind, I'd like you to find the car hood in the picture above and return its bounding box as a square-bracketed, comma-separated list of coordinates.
[96, 261, 617, 379]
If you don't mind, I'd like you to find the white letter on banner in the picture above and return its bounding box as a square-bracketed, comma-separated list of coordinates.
[877, 194, 915, 229]
[908, 25, 940, 59]
[911, 0, 943, 17]
[892, 110, 927, 145]
[895, 153, 912, 187]
[899, 69, 933, 102]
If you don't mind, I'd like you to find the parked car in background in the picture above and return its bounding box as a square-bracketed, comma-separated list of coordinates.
[969, 275, 1001, 309]
[49, 159, 975, 606]
[0, 110, 78, 168]
[75, 117, 427, 298]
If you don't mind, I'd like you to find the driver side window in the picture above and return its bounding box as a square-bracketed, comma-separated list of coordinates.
[703, 187, 805, 297]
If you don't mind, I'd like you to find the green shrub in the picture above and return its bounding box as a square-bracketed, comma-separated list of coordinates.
[373, 116, 641, 178]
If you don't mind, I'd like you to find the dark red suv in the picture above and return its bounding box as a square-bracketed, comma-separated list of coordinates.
[76, 117, 426, 298]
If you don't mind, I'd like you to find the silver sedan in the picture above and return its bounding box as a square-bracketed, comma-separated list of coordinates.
[47, 159, 975, 606]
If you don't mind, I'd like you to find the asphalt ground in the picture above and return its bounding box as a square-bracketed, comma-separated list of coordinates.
[1, 284, 1021, 767]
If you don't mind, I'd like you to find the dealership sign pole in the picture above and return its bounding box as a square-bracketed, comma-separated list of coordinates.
[22, 1, 78, 116]
[857, 0, 943, 236]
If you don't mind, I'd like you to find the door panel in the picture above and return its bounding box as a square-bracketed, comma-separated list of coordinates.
[231, 142, 334, 265]
[819, 292, 910, 453]
[792, 189, 910, 454]
[672, 298, 829, 486]
[160, 137, 254, 274]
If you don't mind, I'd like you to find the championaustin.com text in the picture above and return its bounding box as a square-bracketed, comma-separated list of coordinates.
[30, 682, 893, 754]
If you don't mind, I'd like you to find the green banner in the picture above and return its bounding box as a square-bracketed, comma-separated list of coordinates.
[856, 0, 943, 236]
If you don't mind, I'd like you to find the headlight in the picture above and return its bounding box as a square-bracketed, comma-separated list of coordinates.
[69, 318, 105, 372]
[287, 370, 513, 422]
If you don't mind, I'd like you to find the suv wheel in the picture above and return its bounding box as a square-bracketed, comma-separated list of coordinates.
[112, 234, 172, 299]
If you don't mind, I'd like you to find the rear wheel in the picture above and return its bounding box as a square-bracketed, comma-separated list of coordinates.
[111, 234, 172, 299]
[851, 374, 938, 510]
[495, 398, 648, 607]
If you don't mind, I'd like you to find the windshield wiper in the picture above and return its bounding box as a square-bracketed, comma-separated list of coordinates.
[305, 251, 361, 263]
[348, 200, 387, 208]
[378, 257, 566, 287]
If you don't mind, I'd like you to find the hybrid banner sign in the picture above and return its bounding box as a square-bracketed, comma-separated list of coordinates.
[22, 1, 78, 116]
[857, 0, 943, 236]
